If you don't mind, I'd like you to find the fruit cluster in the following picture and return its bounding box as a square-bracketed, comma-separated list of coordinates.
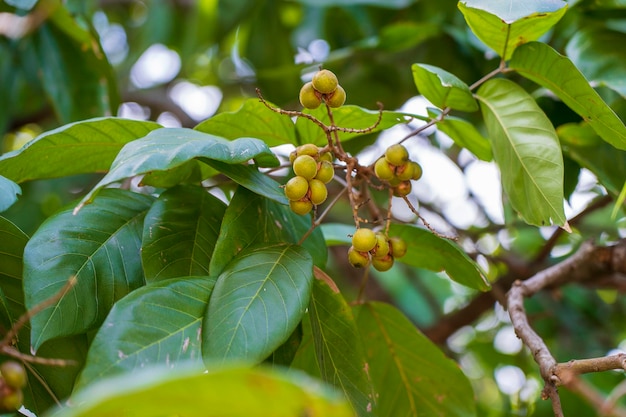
[299, 69, 346, 109]
[0, 361, 27, 412]
[374, 144, 422, 197]
[285, 144, 334, 215]
[347, 228, 407, 271]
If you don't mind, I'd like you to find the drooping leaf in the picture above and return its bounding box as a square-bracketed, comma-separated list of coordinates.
[428, 108, 492, 161]
[458, 0, 567, 59]
[23, 189, 153, 350]
[75, 277, 216, 390]
[203, 244, 313, 364]
[0, 175, 21, 212]
[510, 42, 626, 150]
[47, 365, 354, 417]
[75, 128, 280, 211]
[565, 27, 626, 98]
[142, 185, 227, 282]
[476, 78, 568, 228]
[308, 277, 376, 417]
[389, 224, 490, 291]
[194, 99, 298, 146]
[209, 187, 326, 277]
[0, 118, 161, 183]
[411, 64, 478, 112]
[354, 302, 477, 417]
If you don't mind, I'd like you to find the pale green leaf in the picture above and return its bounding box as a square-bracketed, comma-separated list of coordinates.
[412, 64, 478, 112]
[428, 108, 492, 161]
[0, 175, 21, 212]
[476, 78, 567, 228]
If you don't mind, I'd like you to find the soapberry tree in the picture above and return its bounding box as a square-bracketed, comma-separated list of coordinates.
[1, 1, 626, 417]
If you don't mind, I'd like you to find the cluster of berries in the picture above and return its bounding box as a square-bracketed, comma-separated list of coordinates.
[285, 144, 334, 215]
[347, 228, 407, 272]
[0, 361, 27, 412]
[299, 69, 346, 109]
[374, 144, 422, 197]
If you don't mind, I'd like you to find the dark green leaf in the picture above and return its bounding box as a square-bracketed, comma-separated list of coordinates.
[0, 118, 161, 183]
[458, 0, 567, 59]
[389, 224, 490, 291]
[378, 22, 441, 52]
[0, 175, 21, 212]
[476, 78, 568, 228]
[194, 99, 298, 146]
[203, 244, 313, 364]
[142, 185, 227, 282]
[308, 277, 376, 417]
[412, 64, 478, 112]
[0, 216, 28, 326]
[354, 302, 477, 417]
[428, 108, 492, 161]
[47, 365, 354, 417]
[294, 0, 416, 7]
[75, 277, 216, 390]
[5, 0, 38, 10]
[510, 42, 626, 150]
[24, 189, 152, 350]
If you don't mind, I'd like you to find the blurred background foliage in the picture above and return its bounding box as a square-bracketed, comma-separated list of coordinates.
[1, 0, 626, 415]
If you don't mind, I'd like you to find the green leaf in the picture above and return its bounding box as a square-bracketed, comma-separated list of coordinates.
[308, 278, 376, 417]
[194, 99, 298, 146]
[142, 185, 227, 282]
[354, 302, 477, 417]
[23, 189, 153, 350]
[0, 118, 161, 183]
[428, 108, 492, 161]
[209, 187, 326, 277]
[565, 27, 626, 98]
[389, 224, 490, 291]
[320, 223, 354, 246]
[476, 78, 568, 228]
[411, 64, 478, 112]
[294, 0, 416, 7]
[47, 365, 354, 417]
[5, 0, 38, 10]
[0, 175, 21, 212]
[203, 244, 313, 364]
[458, 0, 567, 59]
[378, 21, 442, 52]
[510, 42, 626, 150]
[75, 277, 216, 390]
[0, 216, 28, 325]
[75, 128, 280, 211]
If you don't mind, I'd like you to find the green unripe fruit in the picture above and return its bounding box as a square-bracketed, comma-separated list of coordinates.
[395, 161, 414, 181]
[389, 237, 407, 258]
[348, 246, 370, 268]
[371, 233, 390, 259]
[352, 228, 377, 252]
[374, 157, 394, 181]
[308, 179, 328, 205]
[315, 161, 334, 184]
[289, 200, 313, 215]
[326, 85, 346, 108]
[312, 69, 338, 94]
[393, 181, 412, 197]
[385, 144, 409, 166]
[372, 255, 394, 272]
[411, 161, 423, 181]
[0, 388, 23, 411]
[320, 152, 334, 162]
[285, 176, 309, 201]
[0, 361, 26, 389]
[293, 155, 318, 180]
[299, 82, 322, 109]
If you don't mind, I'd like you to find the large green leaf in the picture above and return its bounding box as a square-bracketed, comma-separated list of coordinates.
[75, 277, 216, 390]
[0, 118, 161, 183]
[209, 187, 326, 277]
[0, 216, 28, 326]
[565, 27, 626, 98]
[194, 99, 298, 146]
[354, 302, 477, 417]
[476, 78, 567, 228]
[142, 185, 227, 282]
[47, 365, 354, 417]
[0, 175, 21, 212]
[308, 278, 376, 417]
[458, 0, 567, 59]
[389, 224, 490, 291]
[510, 42, 626, 150]
[75, 128, 280, 211]
[23, 189, 153, 350]
[428, 108, 492, 161]
[203, 244, 313, 363]
[411, 64, 478, 112]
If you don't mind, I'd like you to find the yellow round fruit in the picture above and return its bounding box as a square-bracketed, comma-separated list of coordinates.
[374, 157, 394, 181]
[320, 151, 334, 162]
[411, 161, 423, 181]
[308, 179, 328, 205]
[372, 255, 394, 272]
[299, 82, 322, 109]
[315, 161, 334, 184]
[389, 237, 407, 258]
[284, 175, 309, 201]
[289, 200, 313, 215]
[395, 161, 414, 181]
[385, 144, 409, 166]
[296, 143, 320, 158]
[326, 85, 346, 108]
[371, 233, 390, 259]
[0, 361, 26, 389]
[393, 181, 412, 197]
[293, 155, 318, 180]
[352, 228, 377, 252]
[0, 389, 23, 411]
[347, 246, 370, 268]
[312, 69, 338, 94]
